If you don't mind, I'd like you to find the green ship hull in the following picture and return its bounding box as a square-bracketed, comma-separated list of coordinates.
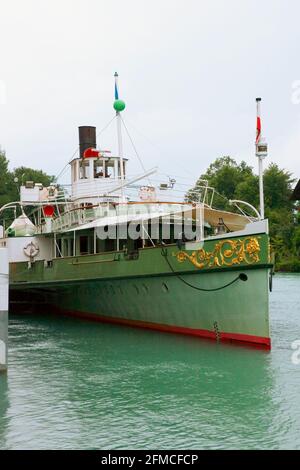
[9, 233, 272, 349]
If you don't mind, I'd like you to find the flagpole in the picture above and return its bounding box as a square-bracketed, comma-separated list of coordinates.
[114, 72, 126, 202]
[255, 97, 267, 220]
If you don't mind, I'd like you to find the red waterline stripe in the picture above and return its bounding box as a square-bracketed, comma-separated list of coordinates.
[52, 306, 271, 350]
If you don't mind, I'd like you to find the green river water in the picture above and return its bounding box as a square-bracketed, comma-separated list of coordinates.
[0, 273, 299, 450]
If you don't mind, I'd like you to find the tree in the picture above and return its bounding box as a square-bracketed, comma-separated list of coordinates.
[293, 226, 300, 257]
[263, 163, 295, 211]
[235, 173, 259, 210]
[186, 156, 257, 213]
[0, 150, 14, 208]
[186, 156, 299, 271]
[0, 148, 54, 226]
[9, 167, 55, 202]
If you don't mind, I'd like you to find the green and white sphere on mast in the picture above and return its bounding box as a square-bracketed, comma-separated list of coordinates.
[114, 72, 126, 202]
[113, 99, 126, 112]
[113, 72, 126, 112]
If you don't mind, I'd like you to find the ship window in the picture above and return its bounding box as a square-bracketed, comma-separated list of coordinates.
[80, 236, 89, 255]
[56, 238, 62, 258]
[69, 239, 74, 257]
[94, 159, 104, 178]
[79, 160, 89, 179]
[105, 239, 116, 252]
[105, 160, 115, 178]
[63, 239, 68, 257]
[117, 160, 126, 178]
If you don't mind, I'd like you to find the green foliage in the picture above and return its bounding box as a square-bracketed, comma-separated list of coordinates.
[9, 166, 54, 202]
[264, 163, 294, 210]
[263, 166, 296, 270]
[293, 226, 300, 256]
[186, 156, 258, 212]
[234, 174, 259, 209]
[0, 149, 54, 226]
[187, 156, 299, 271]
[0, 150, 14, 207]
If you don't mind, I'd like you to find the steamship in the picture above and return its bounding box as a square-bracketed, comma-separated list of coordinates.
[0, 75, 272, 348]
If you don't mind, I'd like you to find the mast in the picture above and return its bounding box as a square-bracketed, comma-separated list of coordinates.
[255, 97, 268, 220]
[113, 72, 126, 202]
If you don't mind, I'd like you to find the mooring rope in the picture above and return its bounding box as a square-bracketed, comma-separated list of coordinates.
[161, 248, 247, 292]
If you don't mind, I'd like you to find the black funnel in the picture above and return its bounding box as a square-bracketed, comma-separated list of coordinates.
[78, 126, 96, 158]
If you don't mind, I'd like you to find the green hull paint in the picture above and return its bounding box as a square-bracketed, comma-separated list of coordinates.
[9, 234, 271, 347]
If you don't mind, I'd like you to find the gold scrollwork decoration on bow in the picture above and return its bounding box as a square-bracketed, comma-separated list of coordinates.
[174, 237, 261, 269]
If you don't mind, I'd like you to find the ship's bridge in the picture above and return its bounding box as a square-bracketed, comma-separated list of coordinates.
[70, 126, 128, 205]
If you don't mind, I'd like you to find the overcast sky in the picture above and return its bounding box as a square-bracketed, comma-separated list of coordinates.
[0, 0, 300, 188]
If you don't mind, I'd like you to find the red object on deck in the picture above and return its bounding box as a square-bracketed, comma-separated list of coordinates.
[43, 205, 55, 218]
[83, 147, 100, 158]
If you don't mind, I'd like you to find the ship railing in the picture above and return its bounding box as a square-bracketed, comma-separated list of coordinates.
[186, 183, 215, 207]
[51, 201, 198, 233]
[52, 204, 104, 232]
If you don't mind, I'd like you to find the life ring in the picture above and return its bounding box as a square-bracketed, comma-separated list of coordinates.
[23, 242, 40, 259]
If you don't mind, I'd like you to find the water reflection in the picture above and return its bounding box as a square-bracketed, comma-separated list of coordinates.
[0, 311, 281, 450]
[1, 274, 299, 449]
[0, 372, 9, 449]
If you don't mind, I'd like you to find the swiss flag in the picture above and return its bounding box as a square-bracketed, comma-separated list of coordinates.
[256, 116, 261, 144]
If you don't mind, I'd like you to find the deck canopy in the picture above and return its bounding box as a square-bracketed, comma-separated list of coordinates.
[202, 207, 251, 232]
